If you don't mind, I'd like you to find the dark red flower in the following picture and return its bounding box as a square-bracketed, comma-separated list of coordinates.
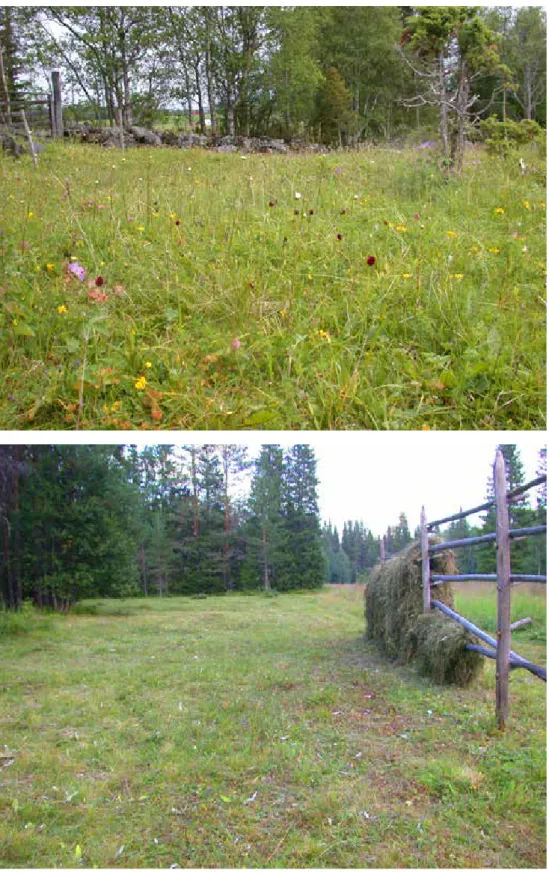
[337, 233, 343, 241]
[340, 208, 347, 215]
[309, 209, 314, 215]
[95, 275, 104, 286]
[367, 255, 376, 266]
[268, 201, 275, 207]
[175, 220, 181, 226]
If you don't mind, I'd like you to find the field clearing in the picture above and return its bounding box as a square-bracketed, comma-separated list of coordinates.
[0, 586, 545, 868]
[0, 143, 545, 430]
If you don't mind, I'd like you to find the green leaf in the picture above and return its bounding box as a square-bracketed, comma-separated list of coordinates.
[74, 844, 82, 860]
[13, 323, 36, 337]
[65, 337, 81, 354]
[219, 795, 231, 803]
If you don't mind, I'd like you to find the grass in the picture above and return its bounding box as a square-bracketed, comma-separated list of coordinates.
[0, 142, 545, 429]
[0, 585, 545, 867]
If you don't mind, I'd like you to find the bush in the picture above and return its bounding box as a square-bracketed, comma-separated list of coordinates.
[480, 116, 546, 156]
[0, 601, 55, 637]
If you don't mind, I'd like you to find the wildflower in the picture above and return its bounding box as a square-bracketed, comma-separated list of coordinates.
[318, 329, 331, 340]
[395, 225, 407, 232]
[413, 212, 420, 221]
[68, 261, 86, 281]
[95, 276, 104, 287]
[523, 200, 531, 210]
[145, 361, 152, 369]
[27, 211, 34, 218]
[231, 338, 241, 350]
[366, 255, 376, 266]
[46, 263, 55, 272]
[494, 207, 505, 214]
[422, 424, 430, 431]
[97, 204, 106, 210]
[294, 192, 302, 200]
[268, 201, 275, 207]
[309, 209, 314, 215]
[353, 194, 359, 200]
[340, 208, 347, 215]
[137, 225, 145, 232]
[294, 209, 300, 216]
[446, 231, 457, 238]
[336, 233, 343, 241]
[135, 376, 147, 391]
[175, 220, 181, 226]
[169, 212, 176, 219]
[402, 273, 412, 279]
[470, 245, 479, 253]
[488, 247, 500, 254]
[449, 273, 464, 279]
[57, 304, 68, 314]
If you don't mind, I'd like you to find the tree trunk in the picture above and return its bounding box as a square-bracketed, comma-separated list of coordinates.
[195, 60, 206, 134]
[262, 527, 270, 590]
[438, 49, 449, 159]
[205, 30, 216, 136]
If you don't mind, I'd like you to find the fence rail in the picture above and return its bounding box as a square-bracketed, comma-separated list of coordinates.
[0, 71, 63, 139]
[421, 450, 547, 730]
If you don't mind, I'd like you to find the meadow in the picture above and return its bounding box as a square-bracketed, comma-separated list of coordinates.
[0, 585, 545, 868]
[0, 142, 545, 430]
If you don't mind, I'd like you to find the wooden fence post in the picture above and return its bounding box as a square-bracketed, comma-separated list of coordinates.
[420, 506, 431, 612]
[51, 71, 63, 138]
[494, 449, 512, 730]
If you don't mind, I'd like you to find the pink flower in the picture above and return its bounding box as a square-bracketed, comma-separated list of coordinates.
[68, 261, 86, 281]
[366, 255, 376, 267]
[231, 338, 241, 350]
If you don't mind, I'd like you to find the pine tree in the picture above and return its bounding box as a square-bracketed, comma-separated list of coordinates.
[280, 445, 325, 590]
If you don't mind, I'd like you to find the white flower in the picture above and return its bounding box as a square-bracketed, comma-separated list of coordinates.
[294, 192, 302, 200]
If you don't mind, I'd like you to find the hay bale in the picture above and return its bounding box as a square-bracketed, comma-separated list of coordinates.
[365, 541, 483, 685]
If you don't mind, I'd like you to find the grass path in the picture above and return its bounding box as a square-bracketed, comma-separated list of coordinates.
[1, 144, 545, 429]
[0, 587, 546, 867]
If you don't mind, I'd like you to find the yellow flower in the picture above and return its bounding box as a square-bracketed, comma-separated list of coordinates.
[395, 225, 407, 232]
[27, 211, 34, 218]
[470, 245, 479, 254]
[35, 265, 42, 272]
[450, 273, 464, 279]
[46, 263, 55, 272]
[523, 200, 531, 210]
[488, 247, 500, 254]
[318, 329, 331, 340]
[169, 212, 176, 219]
[402, 273, 412, 279]
[446, 231, 457, 238]
[135, 376, 147, 391]
[494, 207, 505, 214]
[57, 304, 68, 314]
[137, 225, 145, 232]
[280, 308, 288, 319]
[422, 424, 430, 431]
[144, 361, 152, 369]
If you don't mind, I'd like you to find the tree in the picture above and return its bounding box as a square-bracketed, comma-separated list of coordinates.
[280, 445, 325, 590]
[402, 6, 505, 171]
[247, 445, 285, 590]
[314, 66, 353, 146]
[218, 445, 250, 591]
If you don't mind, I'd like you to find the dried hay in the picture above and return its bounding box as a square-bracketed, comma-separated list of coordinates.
[365, 541, 483, 686]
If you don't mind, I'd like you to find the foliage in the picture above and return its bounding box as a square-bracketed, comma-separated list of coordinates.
[480, 115, 546, 155]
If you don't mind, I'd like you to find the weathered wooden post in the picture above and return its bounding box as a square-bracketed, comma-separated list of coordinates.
[51, 71, 63, 138]
[420, 506, 431, 612]
[494, 449, 512, 730]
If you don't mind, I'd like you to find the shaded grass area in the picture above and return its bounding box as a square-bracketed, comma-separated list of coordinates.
[0, 143, 545, 429]
[0, 586, 545, 867]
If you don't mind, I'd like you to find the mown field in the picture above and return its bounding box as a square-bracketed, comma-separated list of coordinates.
[0, 142, 545, 430]
[0, 586, 545, 868]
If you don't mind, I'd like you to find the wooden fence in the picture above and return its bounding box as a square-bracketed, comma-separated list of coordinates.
[420, 449, 546, 730]
[0, 65, 63, 138]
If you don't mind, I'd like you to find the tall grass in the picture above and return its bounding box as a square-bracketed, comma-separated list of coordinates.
[0, 142, 545, 429]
